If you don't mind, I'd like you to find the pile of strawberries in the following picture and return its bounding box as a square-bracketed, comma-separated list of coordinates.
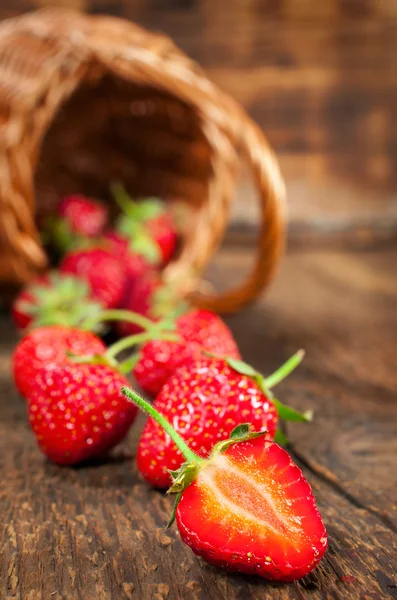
[13, 185, 177, 332]
[11, 189, 328, 583]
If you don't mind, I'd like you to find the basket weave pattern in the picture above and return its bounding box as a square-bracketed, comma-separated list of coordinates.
[0, 9, 285, 312]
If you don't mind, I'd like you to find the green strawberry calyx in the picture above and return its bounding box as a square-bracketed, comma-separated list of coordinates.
[111, 181, 165, 222]
[120, 386, 268, 528]
[21, 272, 105, 332]
[210, 423, 268, 455]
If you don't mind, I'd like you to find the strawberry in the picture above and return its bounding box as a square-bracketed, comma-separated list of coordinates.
[28, 362, 137, 465]
[59, 195, 108, 238]
[175, 434, 327, 581]
[121, 388, 328, 581]
[12, 326, 106, 398]
[44, 195, 108, 254]
[104, 232, 150, 285]
[136, 353, 310, 488]
[60, 248, 126, 309]
[12, 272, 104, 331]
[133, 310, 241, 396]
[116, 270, 162, 337]
[103, 230, 155, 309]
[111, 182, 177, 265]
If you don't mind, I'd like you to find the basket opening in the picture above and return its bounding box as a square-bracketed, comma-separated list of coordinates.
[34, 71, 214, 225]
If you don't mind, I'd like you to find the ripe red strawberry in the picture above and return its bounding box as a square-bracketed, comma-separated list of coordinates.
[136, 354, 309, 489]
[103, 231, 154, 308]
[60, 248, 126, 309]
[12, 326, 106, 398]
[121, 388, 328, 581]
[43, 195, 109, 254]
[59, 195, 108, 237]
[104, 232, 150, 284]
[12, 272, 104, 331]
[133, 310, 241, 396]
[116, 270, 161, 337]
[28, 363, 137, 465]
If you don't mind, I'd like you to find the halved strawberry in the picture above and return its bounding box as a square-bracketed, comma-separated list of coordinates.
[121, 388, 328, 582]
[176, 434, 327, 581]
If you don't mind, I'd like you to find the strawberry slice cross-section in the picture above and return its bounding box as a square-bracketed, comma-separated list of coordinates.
[176, 436, 327, 581]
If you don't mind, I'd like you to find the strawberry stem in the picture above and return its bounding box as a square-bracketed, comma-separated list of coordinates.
[81, 309, 155, 332]
[264, 350, 305, 388]
[118, 352, 140, 374]
[110, 181, 135, 216]
[121, 387, 203, 464]
[106, 330, 180, 360]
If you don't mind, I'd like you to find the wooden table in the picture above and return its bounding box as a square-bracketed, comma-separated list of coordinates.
[1, 246, 396, 600]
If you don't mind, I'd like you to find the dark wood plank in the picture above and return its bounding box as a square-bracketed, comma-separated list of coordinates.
[1, 246, 397, 599]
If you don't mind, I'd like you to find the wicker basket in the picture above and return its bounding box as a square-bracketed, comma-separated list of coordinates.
[0, 8, 285, 313]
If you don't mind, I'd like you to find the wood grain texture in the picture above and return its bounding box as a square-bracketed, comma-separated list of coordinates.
[1, 0, 397, 239]
[1, 245, 397, 599]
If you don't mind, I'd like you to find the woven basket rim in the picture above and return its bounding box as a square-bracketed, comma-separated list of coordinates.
[0, 8, 286, 313]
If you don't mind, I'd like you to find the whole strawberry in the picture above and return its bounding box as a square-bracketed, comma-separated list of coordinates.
[12, 272, 104, 331]
[59, 195, 108, 238]
[134, 310, 240, 396]
[104, 231, 154, 305]
[28, 363, 137, 465]
[44, 195, 108, 254]
[12, 326, 106, 398]
[122, 387, 328, 581]
[60, 248, 126, 309]
[137, 353, 309, 488]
